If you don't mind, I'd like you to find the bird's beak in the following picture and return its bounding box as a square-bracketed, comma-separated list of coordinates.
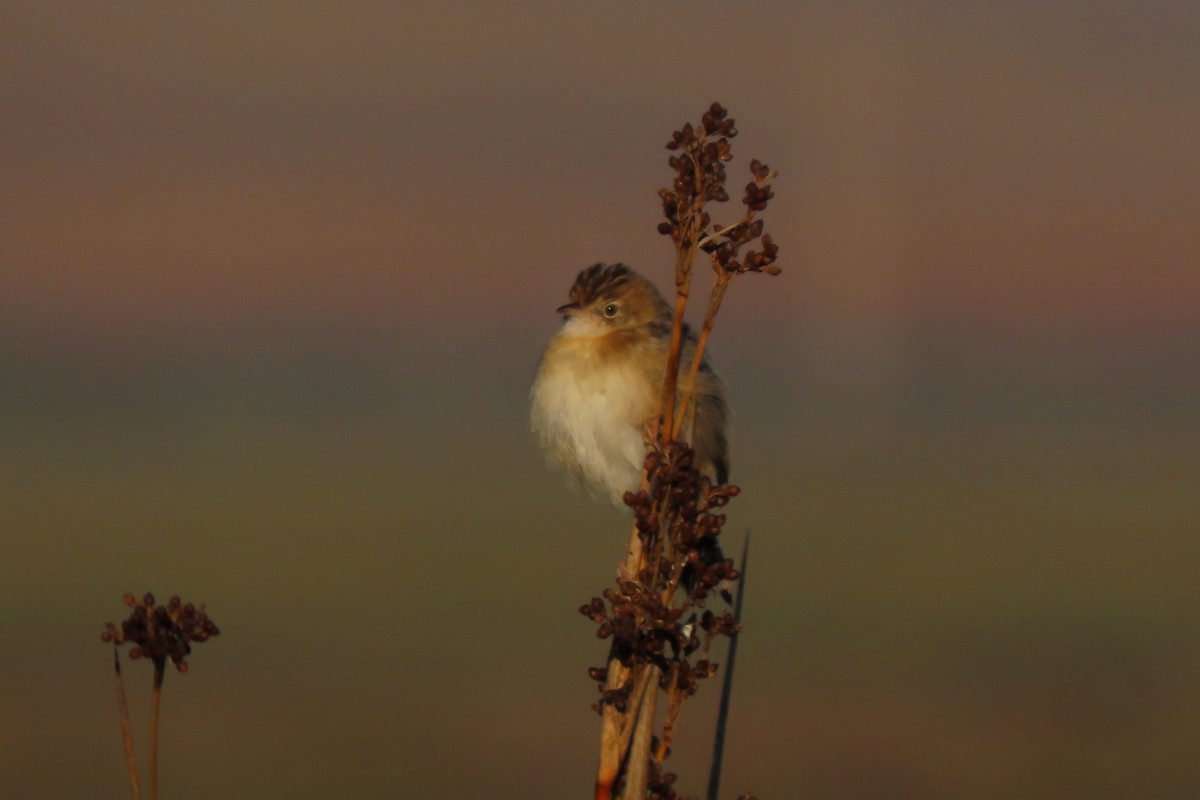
[556, 302, 582, 317]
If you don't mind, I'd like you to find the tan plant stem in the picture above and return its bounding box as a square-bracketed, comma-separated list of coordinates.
[660, 136, 710, 439]
[596, 663, 627, 800]
[671, 273, 732, 442]
[113, 648, 141, 800]
[602, 482, 655, 798]
[621, 666, 659, 759]
[596, 663, 658, 800]
[658, 273, 692, 441]
[149, 659, 165, 800]
[654, 665, 684, 763]
[620, 667, 661, 800]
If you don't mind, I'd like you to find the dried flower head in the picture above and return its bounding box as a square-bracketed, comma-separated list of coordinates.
[581, 440, 741, 714]
[101, 592, 220, 672]
[657, 102, 781, 286]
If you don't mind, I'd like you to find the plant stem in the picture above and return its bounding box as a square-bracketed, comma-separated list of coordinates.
[672, 273, 731, 441]
[597, 663, 658, 800]
[113, 648, 141, 800]
[706, 532, 750, 800]
[620, 666, 660, 800]
[149, 659, 165, 800]
[596, 663, 626, 800]
[658, 278, 691, 442]
[660, 140, 710, 441]
[655, 666, 684, 763]
[695, 217, 751, 250]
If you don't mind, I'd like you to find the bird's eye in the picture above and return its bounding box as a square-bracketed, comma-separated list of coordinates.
[603, 303, 619, 318]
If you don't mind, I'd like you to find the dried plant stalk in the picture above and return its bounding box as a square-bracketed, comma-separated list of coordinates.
[625, 666, 661, 798]
[149, 660, 164, 800]
[584, 102, 780, 800]
[706, 532, 751, 800]
[112, 647, 142, 800]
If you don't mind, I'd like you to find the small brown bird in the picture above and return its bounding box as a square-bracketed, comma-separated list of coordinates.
[530, 263, 729, 504]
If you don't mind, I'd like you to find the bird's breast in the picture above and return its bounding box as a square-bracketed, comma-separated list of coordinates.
[530, 333, 662, 501]
[533, 336, 659, 432]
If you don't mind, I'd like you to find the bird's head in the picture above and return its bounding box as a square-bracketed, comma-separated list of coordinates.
[556, 263, 671, 338]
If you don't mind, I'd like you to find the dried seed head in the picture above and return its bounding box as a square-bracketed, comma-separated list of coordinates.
[103, 592, 220, 672]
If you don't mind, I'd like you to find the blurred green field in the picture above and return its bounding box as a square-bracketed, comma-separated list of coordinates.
[2, 373, 1196, 799]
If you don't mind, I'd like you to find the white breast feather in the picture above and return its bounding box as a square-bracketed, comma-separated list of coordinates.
[530, 330, 653, 504]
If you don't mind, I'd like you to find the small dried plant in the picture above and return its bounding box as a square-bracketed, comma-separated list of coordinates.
[582, 102, 780, 800]
[101, 592, 220, 800]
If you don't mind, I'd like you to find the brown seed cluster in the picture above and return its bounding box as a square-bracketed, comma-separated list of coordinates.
[646, 756, 680, 800]
[581, 441, 743, 710]
[631, 442, 741, 603]
[101, 592, 220, 672]
[657, 102, 781, 278]
[642, 753, 757, 800]
[657, 102, 736, 246]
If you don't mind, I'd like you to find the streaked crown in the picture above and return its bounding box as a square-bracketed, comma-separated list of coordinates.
[559, 263, 671, 334]
[566, 263, 635, 308]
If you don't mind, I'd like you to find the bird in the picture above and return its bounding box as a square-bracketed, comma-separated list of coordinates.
[530, 263, 729, 505]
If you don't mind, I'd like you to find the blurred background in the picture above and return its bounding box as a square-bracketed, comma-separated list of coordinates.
[2, 3, 1197, 798]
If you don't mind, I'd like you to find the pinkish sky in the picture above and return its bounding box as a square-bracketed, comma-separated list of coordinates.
[3, 2, 1197, 357]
